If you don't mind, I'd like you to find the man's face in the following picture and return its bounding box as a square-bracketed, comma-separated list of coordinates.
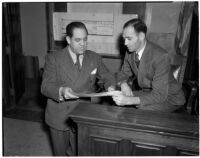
[66, 28, 87, 55]
[122, 26, 143, 52]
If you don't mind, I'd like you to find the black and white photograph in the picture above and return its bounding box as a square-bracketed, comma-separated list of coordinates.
[2, 1, 199, 156]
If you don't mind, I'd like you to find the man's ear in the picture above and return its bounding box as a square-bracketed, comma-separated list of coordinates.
[66, 36, 70, 44]
[139, 32, 145, 41]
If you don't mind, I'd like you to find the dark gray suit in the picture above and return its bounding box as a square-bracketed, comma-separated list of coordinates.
[41, 47, 115, 155]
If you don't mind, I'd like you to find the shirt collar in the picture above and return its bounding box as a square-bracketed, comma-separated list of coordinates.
[136, 41, 146, 60]
[68, 46, 76, 63]
[68, 46, 84, 65]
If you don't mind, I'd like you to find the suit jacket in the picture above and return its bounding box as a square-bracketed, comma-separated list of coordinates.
[41, 47, 115, 130]
[117, 40, 185, 107]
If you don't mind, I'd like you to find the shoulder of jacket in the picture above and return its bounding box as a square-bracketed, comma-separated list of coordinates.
[148, 41, 168, 54]
[147, 41, 169, 60]
[47, 47, 67, 58]
[85, 50, 100, 58]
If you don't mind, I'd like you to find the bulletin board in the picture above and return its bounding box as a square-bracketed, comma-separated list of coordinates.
[52, 12, 138, 56]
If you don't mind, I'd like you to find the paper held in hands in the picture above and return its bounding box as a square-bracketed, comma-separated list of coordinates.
[71, 91, 122, 98]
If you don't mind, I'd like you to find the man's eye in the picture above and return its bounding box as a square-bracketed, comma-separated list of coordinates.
[75, 39, 81, 42]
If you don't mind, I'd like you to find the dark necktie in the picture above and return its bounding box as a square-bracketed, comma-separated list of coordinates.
[135, 52, 140, 68]
[75, 54, 81, 71]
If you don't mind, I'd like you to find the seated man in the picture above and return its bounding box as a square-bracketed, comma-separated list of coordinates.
[112, 18, 185, 112]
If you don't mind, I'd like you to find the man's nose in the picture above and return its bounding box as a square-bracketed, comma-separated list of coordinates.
[124, 39, 128, 46]
[80, 40, 85, 46]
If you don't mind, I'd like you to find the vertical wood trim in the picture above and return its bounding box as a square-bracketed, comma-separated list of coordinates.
[3, 4, 15, 91]
[145, 3, 152, 30]
[46, 3, 55, 53]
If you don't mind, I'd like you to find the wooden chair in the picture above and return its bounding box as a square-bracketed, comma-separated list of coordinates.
[146, 33, 198, 115]
[170, 54, 198, 115]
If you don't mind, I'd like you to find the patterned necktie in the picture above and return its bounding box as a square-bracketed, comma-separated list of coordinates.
[75, 54, 81, 71]
[135, 52, 140, 68]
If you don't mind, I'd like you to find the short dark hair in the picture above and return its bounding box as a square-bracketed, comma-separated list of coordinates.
[123, 18, 147, 35]
[66, 21, 88, 38]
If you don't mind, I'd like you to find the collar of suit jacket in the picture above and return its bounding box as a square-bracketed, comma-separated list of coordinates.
[136, 40, 146, 60]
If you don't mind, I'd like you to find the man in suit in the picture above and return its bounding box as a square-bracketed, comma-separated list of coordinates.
[41, 22, 115, 156]
[112, 18, 185, 112]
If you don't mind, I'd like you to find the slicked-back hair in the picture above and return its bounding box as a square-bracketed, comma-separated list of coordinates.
[66, 21, 88, 38]
[123, 19, 147, 35]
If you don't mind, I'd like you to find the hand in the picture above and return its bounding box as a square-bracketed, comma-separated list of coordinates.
[112, 93, 140, 107]
[61, 87, 79, 100]
[121, 82, 133, 96]
[107, 86, 115, 92]
[112, 93, 132, 106]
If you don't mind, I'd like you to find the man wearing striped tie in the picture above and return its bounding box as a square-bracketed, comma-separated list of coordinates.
[41, 22, 115, 156]
[112, 18, 185, 112]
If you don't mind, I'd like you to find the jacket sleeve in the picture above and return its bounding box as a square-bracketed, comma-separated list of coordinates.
[41, 53, 61, 102]
[116, 53, 133, 83]
[139, 53, 170, 106]
[96, 55, 116, 89]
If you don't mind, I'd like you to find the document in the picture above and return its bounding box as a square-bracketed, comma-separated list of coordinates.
[71, 91, 122, 98]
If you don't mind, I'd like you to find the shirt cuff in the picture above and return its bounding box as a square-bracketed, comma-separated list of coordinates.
[59, 87, 64, 102]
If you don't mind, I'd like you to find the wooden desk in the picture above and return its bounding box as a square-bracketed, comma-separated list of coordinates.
[69, 103, 199, 156]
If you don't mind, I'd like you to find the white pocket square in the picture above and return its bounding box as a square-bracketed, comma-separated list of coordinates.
[91, 68, 97, 75]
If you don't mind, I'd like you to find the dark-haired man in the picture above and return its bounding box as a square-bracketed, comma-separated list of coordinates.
[112, 18, 185, 112]
[41, 22, 115, 156]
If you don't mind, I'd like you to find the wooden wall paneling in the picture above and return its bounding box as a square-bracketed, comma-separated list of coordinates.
[131, 141, 165, 156]
[90, 135, 121, 156]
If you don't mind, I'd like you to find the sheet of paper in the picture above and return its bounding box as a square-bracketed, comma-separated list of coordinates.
[72, 91, 122, 98]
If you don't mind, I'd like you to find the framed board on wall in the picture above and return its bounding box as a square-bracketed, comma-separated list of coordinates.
[46, 2, 138, 58]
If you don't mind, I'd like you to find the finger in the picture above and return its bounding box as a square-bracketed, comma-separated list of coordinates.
[110, 91, 122, 96]
[66, 92, 79, 98]
[116, 103, 123, 106]
[113, 98, 118, 102]
[64, 95, 69, 99]
[130, 92, 134, 96]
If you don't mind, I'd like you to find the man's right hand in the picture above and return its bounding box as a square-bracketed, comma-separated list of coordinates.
[60, 87, 79, 100]
[120, 82, 133, 96]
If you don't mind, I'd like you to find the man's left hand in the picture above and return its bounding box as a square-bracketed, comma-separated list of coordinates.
[112, 93, 131, 106]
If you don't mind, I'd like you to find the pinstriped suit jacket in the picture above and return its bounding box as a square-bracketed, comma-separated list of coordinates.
[41, 47, 115, 130]
[117, 41, 185, 108]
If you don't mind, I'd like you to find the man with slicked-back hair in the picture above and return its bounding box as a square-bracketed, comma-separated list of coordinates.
[41, 22, 115, 156]
[112, 18, 185, 112]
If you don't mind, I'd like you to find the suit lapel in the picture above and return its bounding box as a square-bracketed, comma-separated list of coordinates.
[61, 47, 79, 82]
[75, 52, 94, 85]
[132, 52, 139, 75]
[137, 42, 151, 87]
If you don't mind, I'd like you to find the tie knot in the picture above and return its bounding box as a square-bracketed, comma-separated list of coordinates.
[135, 52, 139, 61]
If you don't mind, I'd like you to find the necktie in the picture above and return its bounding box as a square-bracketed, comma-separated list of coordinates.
[135, 52, 140, 68]
[75, 54, 81, 71]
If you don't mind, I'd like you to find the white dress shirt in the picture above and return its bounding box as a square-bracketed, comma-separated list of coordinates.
[136, 41, 146, 60]
[68, 47, 84, 66]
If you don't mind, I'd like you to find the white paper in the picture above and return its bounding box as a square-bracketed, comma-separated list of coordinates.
[71, 91, 122, 98]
